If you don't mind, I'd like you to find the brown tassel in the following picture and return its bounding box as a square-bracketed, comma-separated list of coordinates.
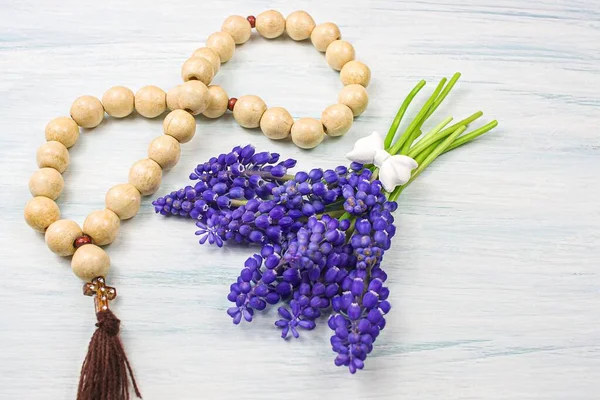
[78, 309, 142, 400]
[78, 277, 141, 400]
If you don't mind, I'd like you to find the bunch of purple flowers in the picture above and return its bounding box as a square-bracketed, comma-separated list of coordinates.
[153, 73, 498, 373]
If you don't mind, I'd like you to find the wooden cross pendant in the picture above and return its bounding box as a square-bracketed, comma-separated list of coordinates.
[83, 276, 117, 313]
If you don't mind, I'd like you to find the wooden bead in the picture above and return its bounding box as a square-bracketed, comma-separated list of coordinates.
[167, 81, 211, 115]
[45, 117, 79, 148]
[202, 85, 229, 119]
[311, 22, 341, 52]
[71, 244, 110, 281]
[181, 57, 214, 86]
[233, 95, 267, 128]
[260, 107, 293, 140]
[148, 135, 181, 170]
[29, 168, 64, 200]
[36, 141, 69, 173]
[178, 80, 210, 115]
[101, 86, 135, 118]
[135, 85, 166, 118]
[24, 196, 60, 232]
[222, 15, 252, 44]
[192, 47, 221, 74]
[83, 209, 120, 246]
[105, 183, 141, 220]
[128, 158, 162, 196]
[326, 40, 355, 71]
[291, 118, 325, 149]
[45, 219, 82, 256]
[338, 84, 369, 117]
[166, 85, 182, 111]
[340, 60, 371, 87]
[206, 32, 236, 63]
[163, 109, 196, 143]
[285, 11, 315, 41]
[256, 10, 286, 39]
[70, 95, 104, 129]
[321, 104, 354, 137]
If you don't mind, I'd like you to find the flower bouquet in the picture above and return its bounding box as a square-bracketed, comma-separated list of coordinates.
[153, 72, 497, 373]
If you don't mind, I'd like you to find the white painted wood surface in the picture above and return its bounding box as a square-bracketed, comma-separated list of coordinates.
[1, 0, 599, 398]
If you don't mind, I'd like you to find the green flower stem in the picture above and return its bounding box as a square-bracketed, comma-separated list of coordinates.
[339, 211, 352, 221]
[388, 77, 447, 155]
[423, 72, 461, 120]
[402, 116, 453, 157]
[399, 129, 422, 155]
[407, 111, 483, 158]
[230, 199, 248, 207]
[389, 125, 467, 202]
[410, 125, 466, 182]
[408, 119, 497, 182]
[384, 80, 427, 149]
[398, 75, 467, 156]
[443, 120, 498, 153]
[414, 140, 440, 165]
[371, 169, 379, 181]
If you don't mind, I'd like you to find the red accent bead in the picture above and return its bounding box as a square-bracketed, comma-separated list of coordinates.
[228, 98, 238, 111]
[74, 234, 93, 249]
[247, 15, 256, 28]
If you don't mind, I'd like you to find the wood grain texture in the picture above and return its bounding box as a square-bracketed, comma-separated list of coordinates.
[1, 0, 599, 398]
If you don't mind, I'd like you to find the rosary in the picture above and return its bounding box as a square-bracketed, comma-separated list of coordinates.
[24, 9, 497, 400]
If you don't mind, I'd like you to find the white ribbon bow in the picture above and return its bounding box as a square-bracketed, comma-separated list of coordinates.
[346, 131, 418, 192]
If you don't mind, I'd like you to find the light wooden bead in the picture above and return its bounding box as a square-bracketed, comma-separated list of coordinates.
[338, 84, 369, 117]
[340, 60, 371, 87]
[148, 135, 181, 170]
[166, 85, 181, 111]
[233, 95, 267, 128]
[285, 11, 315, 41]
[128, 158, 162, 196]
[24, 196, 60, 232]
[181, 57, 214, 86]
[291, 118, 325, 149]
[83, 209, 120, 246]
[202, 85, 229, 119]
[102, 86, 135, 118]
[70, 95, 104, 129]
[163, 109, 196, 143]
[71, 244, 110, 281]
[260, 107, 293, 140]
[29, 168, 64, 200]
[135, 85, 166, 118]
[178, 80, 210, 115]
[105, 183, 141, 220]
[321, 104, 354, 137]
[256, 10, 286, 39]
[206, 31, 236, 63]
[192, 47, 221, 74]
[45, 219, 82, 256]
[36, 141, 69, 173]
[326, 40, 355, 71]
[311, 22, 341, 52]
[45, 117, 79, 148]
[222, 15, 252, 44]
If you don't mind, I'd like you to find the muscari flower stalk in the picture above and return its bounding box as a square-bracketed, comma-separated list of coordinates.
[154, 72, 498, 374]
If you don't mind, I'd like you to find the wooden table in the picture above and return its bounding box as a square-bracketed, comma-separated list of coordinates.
[1, 1, 598, 398]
